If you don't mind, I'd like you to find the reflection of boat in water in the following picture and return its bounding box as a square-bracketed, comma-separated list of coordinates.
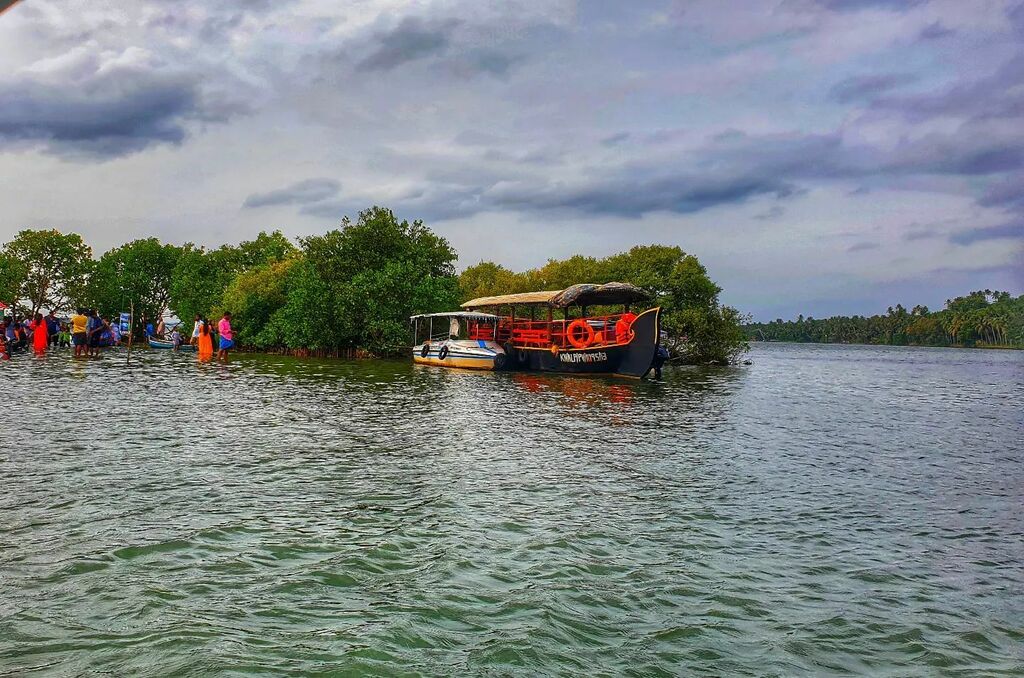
[149, 338, 196, 352]
[512, 373, 635, 406]
[411, 282, 661, 378]
[410, 312, 506, 370]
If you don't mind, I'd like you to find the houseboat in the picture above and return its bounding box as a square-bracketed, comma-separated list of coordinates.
[412, 282, 662, 378]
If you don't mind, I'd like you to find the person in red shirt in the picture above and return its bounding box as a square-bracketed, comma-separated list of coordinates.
[30, 312, 48, 353]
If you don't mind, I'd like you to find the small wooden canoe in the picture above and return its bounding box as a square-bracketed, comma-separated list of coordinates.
[148, 338, 197, 352]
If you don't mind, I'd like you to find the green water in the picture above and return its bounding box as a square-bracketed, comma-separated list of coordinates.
[1, 344, 1022, 676]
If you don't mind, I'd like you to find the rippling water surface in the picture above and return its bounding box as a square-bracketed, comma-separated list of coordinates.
[1, 343, 1022, 676]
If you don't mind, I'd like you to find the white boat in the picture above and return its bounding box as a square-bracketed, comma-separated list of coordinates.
[410, 312, 506, 370]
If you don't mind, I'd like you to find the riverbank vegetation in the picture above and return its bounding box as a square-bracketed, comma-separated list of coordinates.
[744, 291, 1024, 349]
[0, 208, 748, 362]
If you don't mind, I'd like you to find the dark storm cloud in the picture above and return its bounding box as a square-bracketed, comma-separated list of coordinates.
[918, 21, 955, 40]
[949, 222, 1024, 245]
[243, 178, 341, 208]
[903, 224, 942, 241]
[830, 73, 916, 103]
[872, 54, 1024, 121]
[487, 173, 797, 217]
[601, 132, 630, 147]
[978, 173, 1024, 214]
[357, 17, 460, 71]
[448, 49, 522, 78]
[0, 69, 235, 158]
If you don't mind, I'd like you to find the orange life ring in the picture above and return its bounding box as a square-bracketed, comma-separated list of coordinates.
[615, 313, 637, 343]
[566, 319, 595, 349]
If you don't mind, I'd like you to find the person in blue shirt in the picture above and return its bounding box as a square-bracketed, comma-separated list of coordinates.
[86, 310, 108, 357]
[45, 310, 60, 347]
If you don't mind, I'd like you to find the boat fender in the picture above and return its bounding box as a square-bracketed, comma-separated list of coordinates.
[420, 343, 430, 358]
[438, 344, 449, 361]
[566, 319, 595, 349]
[493, 353, 506, 370]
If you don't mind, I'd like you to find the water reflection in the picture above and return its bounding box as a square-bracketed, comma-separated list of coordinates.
[512, 373, 635, 405]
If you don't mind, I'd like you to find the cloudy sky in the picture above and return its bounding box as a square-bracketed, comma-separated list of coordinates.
[1, 0, 1022, 319]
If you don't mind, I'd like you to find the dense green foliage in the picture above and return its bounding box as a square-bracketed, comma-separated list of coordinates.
[2, 229, 93, 315]
[745, 291, 1024, 348]
[202, 207, 459, 355]
[88, 238, 182, 322]
[168, 231, 296, 324]
[460, 245, 749, 364]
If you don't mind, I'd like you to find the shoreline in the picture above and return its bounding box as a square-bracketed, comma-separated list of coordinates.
[747, 339, 1023, 352]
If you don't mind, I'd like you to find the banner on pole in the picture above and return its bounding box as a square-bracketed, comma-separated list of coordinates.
[119, 312, 131, 332]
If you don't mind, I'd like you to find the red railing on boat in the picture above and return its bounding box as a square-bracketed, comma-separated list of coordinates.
[468, 313, 637, 349]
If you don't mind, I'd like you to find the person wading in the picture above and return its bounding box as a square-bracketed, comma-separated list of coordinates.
[217, 311, 234, 362]
[197, 318, 214, 360]
[71, 308, 88, 358]
[46, 310, 60, 348]
[30, 312, 48, 353]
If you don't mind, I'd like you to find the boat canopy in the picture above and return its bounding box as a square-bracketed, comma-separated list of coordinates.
[462, 282, 650, 310]
[409, 311, 499, 321]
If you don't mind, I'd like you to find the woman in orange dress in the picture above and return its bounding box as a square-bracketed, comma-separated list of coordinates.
[197, 318, 214, 360]
[30, 313, 48, 353]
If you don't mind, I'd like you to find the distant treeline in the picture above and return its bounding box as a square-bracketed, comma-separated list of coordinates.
[744, 291, 1024, 348]
[0, 207, 747, 362]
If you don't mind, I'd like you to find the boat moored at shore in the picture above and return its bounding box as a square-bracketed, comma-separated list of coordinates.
[410, 312, 506, 370]
[412, 282, 662, 378]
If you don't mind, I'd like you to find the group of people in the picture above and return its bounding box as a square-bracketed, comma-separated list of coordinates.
[1, 310, 68, 357]
[70, 308, 122, 357]
[0, 307, 234, 362]
[145, 311, 235, 362]
[0, 309, 122, 359]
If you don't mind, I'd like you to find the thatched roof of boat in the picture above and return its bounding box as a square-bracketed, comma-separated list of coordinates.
[461, 290, 562, 309]
[410, 311, 498, 321]
[462, 282, 649, 309]
[550, 282, 650, 308]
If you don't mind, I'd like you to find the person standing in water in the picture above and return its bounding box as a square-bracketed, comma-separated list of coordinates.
[45, 310, 60, 347]
[30, 312, 48, 353]
[217, 311, 233, 362]
[71, 308, 88, 357]
[191, 314, 202, 346]
[197, 317, 214, 360]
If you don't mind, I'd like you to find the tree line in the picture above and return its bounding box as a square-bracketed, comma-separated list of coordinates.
[0, 206, 748, 362]
[744, 291, 1024, 348]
